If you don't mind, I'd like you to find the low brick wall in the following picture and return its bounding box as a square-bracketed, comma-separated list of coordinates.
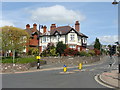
[0, 61, 46, 73]
[42, 56, 101, 65]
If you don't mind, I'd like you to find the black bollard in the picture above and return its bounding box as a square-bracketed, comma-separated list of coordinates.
[37, 59, 40, 69]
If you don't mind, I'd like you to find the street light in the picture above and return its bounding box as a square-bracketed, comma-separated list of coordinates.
[37, 24, 43, 69]
[38, 24, 43, 55]
[112, 1, 120, 73]
[112, 0, 119, 5]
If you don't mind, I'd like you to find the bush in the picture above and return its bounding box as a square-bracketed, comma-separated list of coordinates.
[88, 50, 95, 56]
[64, 48, 79, 56]
[32, 48, 38, 56]
[1, 57, 44, 64]
[94, 49, 101, 55]
[56, 41, 67, 56]
[41, 43, 58, 57]
[79, 51, 91, 57]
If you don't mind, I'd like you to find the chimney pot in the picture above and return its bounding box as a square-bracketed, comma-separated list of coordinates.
[26, 24, 30, 29]
[43, 25, 47, 33]
[33, 23, 37, 32]
[75, 21, 80, 32]
[50, 24, 56, 31]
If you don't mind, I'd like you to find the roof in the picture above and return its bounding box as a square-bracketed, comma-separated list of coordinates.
[49, 26, 88, 38]
[25, 28, 42, 37]
[25, 25, 88, 38]
[87, 45, 94, 50]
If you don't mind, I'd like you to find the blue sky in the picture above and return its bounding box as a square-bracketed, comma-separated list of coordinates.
[1, 2, 118, 45]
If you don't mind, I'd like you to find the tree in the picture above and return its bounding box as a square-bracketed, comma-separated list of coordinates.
[56, 41, 67, 56]
[1, 26, 29, 62]
[94, 38, 101, 50]
[41, 43, 57, 57]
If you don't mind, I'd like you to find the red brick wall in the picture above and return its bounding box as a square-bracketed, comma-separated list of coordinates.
[29, 35, 38, 46]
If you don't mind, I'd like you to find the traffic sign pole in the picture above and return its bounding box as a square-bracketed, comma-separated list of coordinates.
[36, 56, 41, 69]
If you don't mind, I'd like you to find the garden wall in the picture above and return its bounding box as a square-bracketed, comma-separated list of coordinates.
[1, 56, 102, 73]
[42, 56, 101, 65]
[1, 61, 46, 73]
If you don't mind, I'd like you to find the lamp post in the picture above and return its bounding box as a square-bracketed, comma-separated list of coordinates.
[112, 0, 119, 5]
[38, 24, 43, 55]
[112, 0, 120, 73]
[37, 24, 43, 69]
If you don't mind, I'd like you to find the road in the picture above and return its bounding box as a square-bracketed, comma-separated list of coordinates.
[2, 56, 118, 88]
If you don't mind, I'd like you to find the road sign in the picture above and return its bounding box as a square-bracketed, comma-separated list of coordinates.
[36, 56, 41, 59]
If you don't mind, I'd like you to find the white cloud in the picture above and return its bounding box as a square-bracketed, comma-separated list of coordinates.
[0, 20, 15, 27]
[29, 5, 86, 24]
[98, 35, 118, 44]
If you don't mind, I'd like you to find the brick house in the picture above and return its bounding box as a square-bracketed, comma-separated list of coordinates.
[25, 23, 42, 53]
[25, 21, 88, 53]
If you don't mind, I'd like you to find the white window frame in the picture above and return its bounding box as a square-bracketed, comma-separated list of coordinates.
[69, 45, 75, 49]
[70, 34, 75, 41]
[43, 37, 46, 42]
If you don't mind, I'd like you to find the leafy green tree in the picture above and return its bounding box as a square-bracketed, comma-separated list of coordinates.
[50, 48, 57, 56]
[1, 26, 29, 63]
[56, 41, 67, 56]
[41, 43, 57, 57]
[32, 48, 38, 56]
[94, 38, 101, 50]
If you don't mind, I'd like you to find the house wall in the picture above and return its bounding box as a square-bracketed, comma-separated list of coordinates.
[29, 35, 38, 46]
[59, 35, 66, 44]
[67, 32, 78, 45]
[38, 31, 87, 52]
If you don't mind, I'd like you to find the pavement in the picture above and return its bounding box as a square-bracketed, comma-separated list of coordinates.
[96, 70, 120, 89]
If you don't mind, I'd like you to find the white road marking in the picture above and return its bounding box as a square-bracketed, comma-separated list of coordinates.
[94, 74, 114, 88]
[112, 56, 117, 66]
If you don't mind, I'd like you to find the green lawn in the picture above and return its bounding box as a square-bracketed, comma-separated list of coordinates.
[1, 57, 43, 64]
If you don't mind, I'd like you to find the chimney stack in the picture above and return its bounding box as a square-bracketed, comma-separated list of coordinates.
[50, 24, 56, 31]
[43, 25, 47, 33]
[75, 21, 80, 32]
[33, 23, 37, 32]
[26, 24, 30, 29]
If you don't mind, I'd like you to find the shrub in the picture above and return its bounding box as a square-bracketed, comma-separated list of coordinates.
[32, 48, 38, 55]
[88, 50, 95, 56]
[64, 48, 79, 56]
[79, 51, 91, 57]
[1, 57, 38, 63]
[94, 49, 101, 55]
[41, 43, 58, 57]
[56, 41, 67, 56]
[79, 51, 87, 56]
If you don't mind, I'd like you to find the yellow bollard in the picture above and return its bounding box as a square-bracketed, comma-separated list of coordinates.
[79, 63, 82, 70]
[63, 65, 67, 72]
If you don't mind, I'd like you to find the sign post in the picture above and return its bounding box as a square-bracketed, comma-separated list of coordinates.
[36, 56, 41, 69]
